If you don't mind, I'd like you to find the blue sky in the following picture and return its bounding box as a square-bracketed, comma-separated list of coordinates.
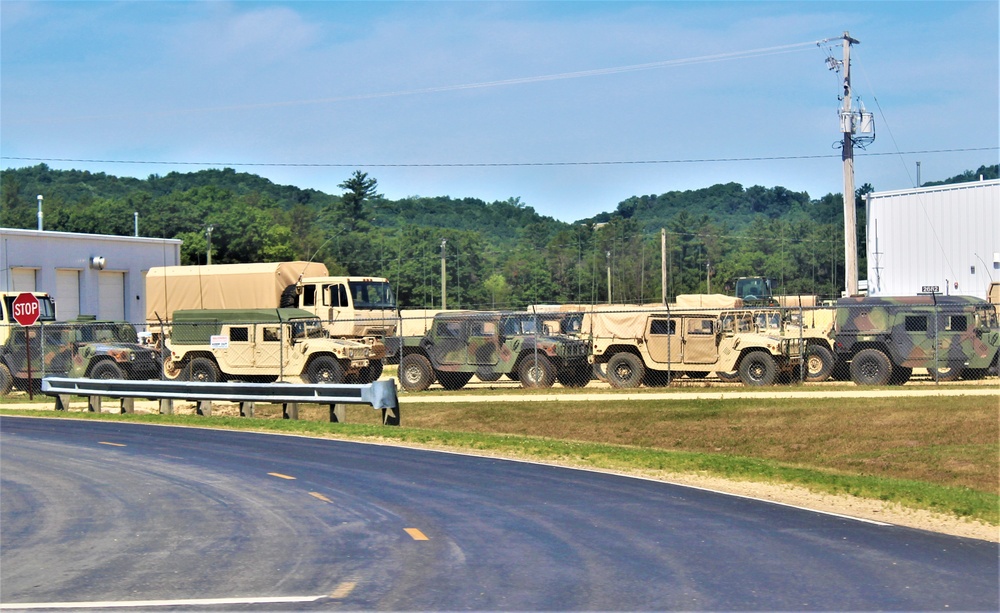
[2, 1, 997, 223]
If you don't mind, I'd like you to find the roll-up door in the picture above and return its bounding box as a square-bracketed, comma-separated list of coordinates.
[11, 268, 36, 291]
[98, 271, 125, 321]
[56, 269, 81, 321]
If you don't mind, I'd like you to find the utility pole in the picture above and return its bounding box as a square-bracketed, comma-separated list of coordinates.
[839, 31, 860, 297]
[206, 225, 214, 265]
[440, 239, 447, 310]
[606, 251, 612, 305]
[661, 228, 667, 305]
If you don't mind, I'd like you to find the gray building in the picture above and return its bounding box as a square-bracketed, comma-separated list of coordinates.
[865, 179, 1000, 300]
[0, 228, 182, 325]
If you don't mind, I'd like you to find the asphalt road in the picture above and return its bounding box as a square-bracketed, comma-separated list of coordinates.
[1, 416, 997, 611]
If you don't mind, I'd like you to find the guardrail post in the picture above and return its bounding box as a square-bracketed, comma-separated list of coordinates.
[283, 403, 299, 420]
[240, 401, 255, 418]
[330, 403, 346, 423]
[196, 401, 212, 416]
[55, 394, 71, 411]
[88, 395, 101, 412]
[120, 398, 134, 414]
[159, 398, 173, 415]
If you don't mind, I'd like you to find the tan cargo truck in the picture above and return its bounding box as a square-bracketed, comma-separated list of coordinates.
[146, 261, 397, 382]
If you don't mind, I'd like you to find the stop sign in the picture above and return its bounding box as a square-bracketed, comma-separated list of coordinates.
[11, 292, 40, 326]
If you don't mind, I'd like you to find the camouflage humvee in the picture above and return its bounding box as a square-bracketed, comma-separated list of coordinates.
[0, 317, 161, 395]
[164, 308, 370, 384]
[397, 311, 591, 391]
[832, 295, 1000, 385]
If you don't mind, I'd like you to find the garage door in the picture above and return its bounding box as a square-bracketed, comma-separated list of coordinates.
[11, 268, 37, 291]
[98, 271, 125, 321]
[56, 269, 81, 321]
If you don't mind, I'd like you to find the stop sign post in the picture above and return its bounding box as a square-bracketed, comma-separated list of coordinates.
[12, 292, 40, 326]
[12, 292, 41, 399]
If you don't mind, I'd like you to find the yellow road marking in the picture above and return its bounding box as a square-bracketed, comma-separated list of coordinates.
[329, 581, 357, 599]
[98, 442, 126, 447]
[267, 472, 296, 480]
[404, 528, 429, 541]
[309, 492, 332, 503]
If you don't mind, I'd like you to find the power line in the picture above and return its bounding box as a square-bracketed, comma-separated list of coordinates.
[3, 147, 994, 169]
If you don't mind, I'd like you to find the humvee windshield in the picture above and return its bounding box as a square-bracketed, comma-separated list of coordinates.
[501, 315, 540, 336]
[290, 318, 327, 340]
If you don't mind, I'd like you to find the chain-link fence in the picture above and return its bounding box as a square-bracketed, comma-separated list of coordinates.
[3, 297, 997, 395]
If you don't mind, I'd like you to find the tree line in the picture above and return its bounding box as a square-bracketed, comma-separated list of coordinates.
[2, 163, 995, 308]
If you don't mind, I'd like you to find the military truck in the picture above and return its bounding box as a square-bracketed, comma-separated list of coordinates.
[146, 262, 396, 382]
[397, 311, 591, 391]
[586, 306, 806, 387]
[832, 295, 1000, 385]
[0, 316, 160, 395]
[731, 277, 779, 307]
[163, 308, 371, 384]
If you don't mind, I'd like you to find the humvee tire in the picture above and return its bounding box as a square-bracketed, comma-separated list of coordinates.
[400, 354, 433, 391]
[90, 360, 125, 380]
[739, 350, 777, 386]
[850, 348, 892, 386]
[607, 352, 644, 389]
[306, 356, 345, 384]
[519, 354, 556, 388]
[186, 357, 220, 383]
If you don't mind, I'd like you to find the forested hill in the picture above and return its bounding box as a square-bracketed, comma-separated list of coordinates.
[1, 163, 996, 308]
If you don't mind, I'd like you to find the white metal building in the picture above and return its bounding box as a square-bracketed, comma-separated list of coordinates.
[864, 179, 1000, 300]
[0, 228, 182, 325]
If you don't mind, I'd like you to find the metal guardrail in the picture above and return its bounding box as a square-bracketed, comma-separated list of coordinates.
[40, 377, 400, 426]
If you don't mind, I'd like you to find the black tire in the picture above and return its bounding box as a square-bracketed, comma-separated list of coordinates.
[279, 284, 299, 308]
[803, 344, 835, 383]
[716, 370, 741, 383]
[0, 364, 12, 396]
[849, 348, 892, 386]
[89, 360, 125, 380]
[185, 357, 220, 383]
[606, 352, 645, 389]
[356, 359, 384, 384]
[477, 369, 503, 382]
[556, 362, 591, 388]
[929, 365, 962, 382]
[306, 355, 345, 384]
[400, 354, 434, 391]
[738, 351, 777, 386]
[519, 354, 556, 388]
[436, 371, 473, 390]
[890, 366, 912, 385]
